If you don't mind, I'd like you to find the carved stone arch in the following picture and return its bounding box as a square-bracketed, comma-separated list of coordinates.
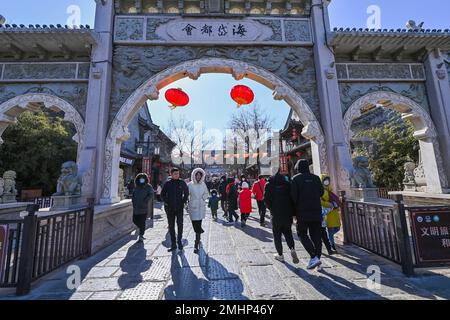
[101, 58, 327, 203]
[0, 93, 85, 161]
[343, 91, 448, 193]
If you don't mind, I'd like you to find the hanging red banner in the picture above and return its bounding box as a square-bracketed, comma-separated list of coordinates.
[142, 157, 152, 177]
[279, 154, 289, 175]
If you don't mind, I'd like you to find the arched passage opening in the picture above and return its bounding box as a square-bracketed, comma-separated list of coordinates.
[101, 58, 327, 204]
[0, 93, 85, 197]
[343, 91, 448, 194]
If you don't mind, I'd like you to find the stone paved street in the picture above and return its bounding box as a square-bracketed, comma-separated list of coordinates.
[1, 204, 450, 300]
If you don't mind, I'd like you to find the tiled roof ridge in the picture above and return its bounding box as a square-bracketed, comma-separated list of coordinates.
[0, 24, 91, 31]
[333, 27, 450, 34]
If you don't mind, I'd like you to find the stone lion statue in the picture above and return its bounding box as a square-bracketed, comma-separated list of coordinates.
[0, 177, 4, 196]
[53, 161, 82, 196]
[403, 162, 416, 184]
[2, 171, 17, 195]
[350, 156, 376, 188]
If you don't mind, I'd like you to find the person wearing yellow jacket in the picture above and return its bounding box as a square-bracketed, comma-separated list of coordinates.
[320, 175, 342, 253]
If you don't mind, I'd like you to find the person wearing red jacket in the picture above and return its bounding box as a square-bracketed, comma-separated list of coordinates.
[252, 175, 267, 226]
[239, 182, 252, 227]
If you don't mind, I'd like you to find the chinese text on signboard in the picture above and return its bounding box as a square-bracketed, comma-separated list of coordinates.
[409, 207, 450, 265]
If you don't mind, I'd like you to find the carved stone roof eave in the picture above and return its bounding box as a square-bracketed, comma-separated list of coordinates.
[330, 29, 450, 56]
[0, 26, 97, 59]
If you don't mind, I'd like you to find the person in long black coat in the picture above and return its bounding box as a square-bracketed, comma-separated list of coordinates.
[218, 175, 228, 216]
[264, 172, 299, 264]
[161, 168, 189, 251]
[132, 173, 154, 243]
[291, 159, 324, 269]
[226, 178, 239, 223]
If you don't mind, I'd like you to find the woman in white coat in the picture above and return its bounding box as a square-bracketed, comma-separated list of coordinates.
[187, 168, 210, 254]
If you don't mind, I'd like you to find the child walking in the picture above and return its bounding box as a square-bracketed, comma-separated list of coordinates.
[208, 189, 220, 222]
[239, 182, 252, 227]
[320, 175, 341, 255]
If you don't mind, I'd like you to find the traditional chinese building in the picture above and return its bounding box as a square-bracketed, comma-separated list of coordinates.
[120, 102, 177, 186]
[0, 0, 449, 209]
[278, 109, 312, 176]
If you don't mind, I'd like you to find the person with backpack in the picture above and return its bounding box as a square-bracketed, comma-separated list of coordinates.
[208, 189, 220, 222]
[131, 173, 154, 243]
[252, 175, 267, 226]
[239, 182, 252, 227]
[265, 171, 299, 264]
[291, 159, 325, 270]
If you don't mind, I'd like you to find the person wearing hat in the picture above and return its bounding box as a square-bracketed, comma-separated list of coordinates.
[291, 159, 324, 270]
[131, 173, 154, 243]
[187, 168, 210, 254]
[239, 182, 252, 227]
[265, 171, 299, 264]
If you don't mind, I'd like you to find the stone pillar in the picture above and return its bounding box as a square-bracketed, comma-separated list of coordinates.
[424, 50, 450, 192]
[310, 0, 353, 192]
[78, 0, 115, 204]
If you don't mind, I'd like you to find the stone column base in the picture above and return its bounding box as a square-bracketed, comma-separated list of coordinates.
[403, 183, 417, 192]
[51, 195, 84, 211]
[351, 188, 379, 202]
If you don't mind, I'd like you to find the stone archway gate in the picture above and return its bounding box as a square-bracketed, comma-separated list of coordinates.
[88, 0, 353, 204]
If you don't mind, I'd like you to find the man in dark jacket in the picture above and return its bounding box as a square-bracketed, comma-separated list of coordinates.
[264, 172, 299, 264]
[218, 175, 228, 217]
[132, 173, 154, 243]
[226, 177, 239, 223]
[291, 159, 324, 269]
[161, 168, 189, 251]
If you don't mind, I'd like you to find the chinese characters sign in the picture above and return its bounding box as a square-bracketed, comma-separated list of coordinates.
[409, 207, 450, 265]
[0, 225, 8, 281]
[165, 20, 272, 42]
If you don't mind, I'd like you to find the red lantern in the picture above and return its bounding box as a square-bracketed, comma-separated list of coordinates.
[230, 85, 254, 108]
[165, 88, 189, 110]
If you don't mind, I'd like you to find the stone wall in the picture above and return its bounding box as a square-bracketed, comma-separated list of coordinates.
[0, 83, 88, 121]
[446, 52, 450, 88]
[91, 200, 135, 254]
[110, 45, 319, 127]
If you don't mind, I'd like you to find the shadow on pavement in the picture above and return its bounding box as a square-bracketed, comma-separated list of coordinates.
[329, 249, 448, 300]
[118, 242, 152, 290]
[164, 247, 248, 300]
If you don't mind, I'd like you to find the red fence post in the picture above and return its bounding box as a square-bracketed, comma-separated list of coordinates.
[16, 204, 39, 296]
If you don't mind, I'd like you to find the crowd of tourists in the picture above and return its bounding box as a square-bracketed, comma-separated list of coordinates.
[130, 159, 341, 270]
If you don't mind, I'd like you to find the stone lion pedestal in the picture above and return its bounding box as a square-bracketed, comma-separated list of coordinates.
[1, 194, 18, 204]
[51, 195, 83, 211]
[351, 188, 379, 202]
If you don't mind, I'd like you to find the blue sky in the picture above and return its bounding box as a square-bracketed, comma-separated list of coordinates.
[2, 1, 449, 131]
